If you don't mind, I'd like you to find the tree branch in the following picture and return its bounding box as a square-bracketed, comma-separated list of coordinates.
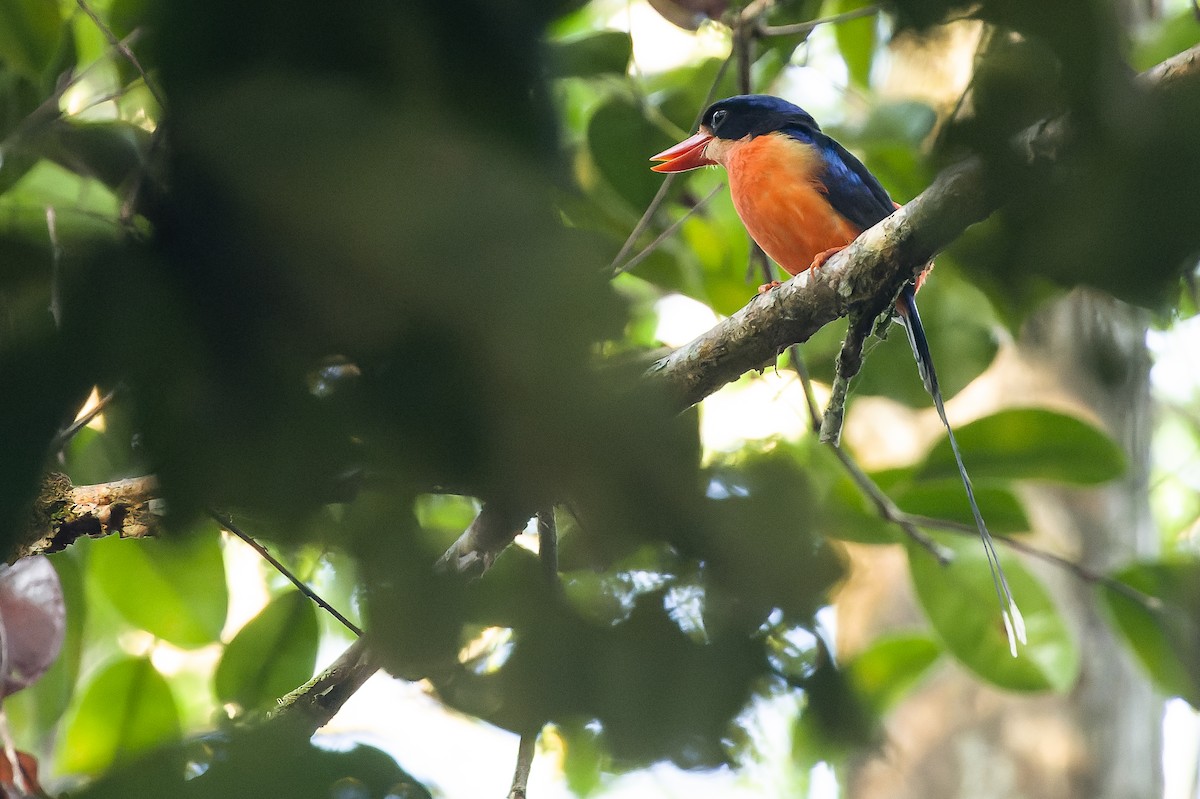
[20, 473, 161, 559]
[270, 638, 379, 735]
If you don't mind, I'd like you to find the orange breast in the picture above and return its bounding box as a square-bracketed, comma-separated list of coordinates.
[724, 133, 862, 276]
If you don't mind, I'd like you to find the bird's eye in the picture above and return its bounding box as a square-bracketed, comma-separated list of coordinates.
[710, 109, 727, 129]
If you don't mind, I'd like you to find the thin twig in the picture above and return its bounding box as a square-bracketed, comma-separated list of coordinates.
[734, 11, 773, 286]
[74, 0, 166, 110]
[756, 5, 879, 38]
[608, 50, 736, 275]
[785, 346, 951, 563]
[52, 387, 119, 450]
[612, 183, 724, 276]
[506, 508, 560, 799]
[46, 206, 62, 328]
[0, 712, 28, 796]
[905, 513, 1162, 610]
[210, 511, 364, 637]
[819, 307, 875, 445]
[538, 506, 561, 594]
[735, 0, 779, 26]
[786, 345, 822, 430]
[507, 733, 538, 799]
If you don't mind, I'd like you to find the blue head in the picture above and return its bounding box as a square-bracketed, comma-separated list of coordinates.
[701, 95, 820, 141]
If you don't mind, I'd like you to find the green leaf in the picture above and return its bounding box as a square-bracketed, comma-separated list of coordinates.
[90, 528, 228, 648]
[547, 30, 632, 78]
[1101, 559, 1200, 707]
[0, 0, 63, 80]
[847, 633, 941, 712]
[587, 96, 674, 211]
[215, 591, 320, 713]
[894, 479, 1031, 534]
[815, 466, 899, 545]
[60, 656, 181, 775]
[831, 0, 876, 88]
[908, 534, 1079, 691]
[917, 408, 1126, 485]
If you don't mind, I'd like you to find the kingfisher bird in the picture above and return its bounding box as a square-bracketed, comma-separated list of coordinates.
[650, 94, 1025, 655]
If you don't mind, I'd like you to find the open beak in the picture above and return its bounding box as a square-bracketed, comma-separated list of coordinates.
[650, 131, 715, 173]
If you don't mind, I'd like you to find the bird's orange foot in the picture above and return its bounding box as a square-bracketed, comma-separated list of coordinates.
[757, 280, 782, 294]
[809, 246, 846, 271]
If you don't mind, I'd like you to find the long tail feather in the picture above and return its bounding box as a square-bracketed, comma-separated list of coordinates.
[896, 283, 1026, 656]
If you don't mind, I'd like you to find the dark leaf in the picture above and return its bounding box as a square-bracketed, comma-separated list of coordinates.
[547, 30, 632, 78]
[74, 729, 431, 799]
[0, 0, 63, 80]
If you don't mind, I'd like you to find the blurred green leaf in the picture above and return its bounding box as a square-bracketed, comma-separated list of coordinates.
[90, 528, 228, 648]
[847, 633, 941, 713]
[0, 160, 121, 242]
[894, 479, 1031, 534]
[816, 474, 899, 544]
[811, 449, 899, 544]
[831, 0, 876, 88]
[0, 0, 63, 79]
[854, 101, 938, 146]
[701, 450, 846, 626]
[215, 591, 319, 714]
[547, 30, 631, 78]
[45, 120, 153, 192]
[792, 650, 878, 766]
[1101, 559, 1200, 707]
[588, 95, 674, 210]
[60, 655, 181, 775]
[909, 534, 1079, 691]
[918, 408, 1126, 484]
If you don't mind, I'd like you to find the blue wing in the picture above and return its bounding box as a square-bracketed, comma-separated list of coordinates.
[780, 125, 894, 230]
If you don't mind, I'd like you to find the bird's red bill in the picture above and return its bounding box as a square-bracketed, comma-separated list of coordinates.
[650, 132, 715, 172]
